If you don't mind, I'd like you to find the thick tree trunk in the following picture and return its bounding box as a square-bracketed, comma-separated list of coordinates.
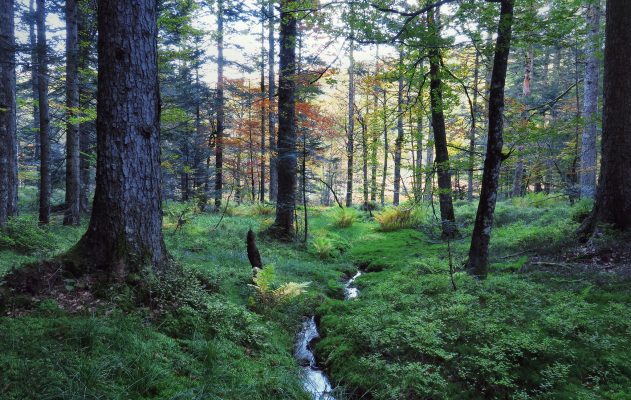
[64, 0, 81, 226]
[214, 0, 225, 209]
[73, 0, 168, 275]
[466, 0, 515, 278]
[393, 50, 404, 206]
[345, 37, 355, 207]
[269, 0, 297, 240]
[0, 0, 18, 226]
[579, 0, 601, 200]
[268, 0, 278, 202]
[36, 0, 51, 225]
[428, 9, 457, 237]
[580, 0, 631, 233]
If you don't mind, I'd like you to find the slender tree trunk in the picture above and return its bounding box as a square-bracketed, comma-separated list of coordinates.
[512, 45, 533, 197]
[428, 8, 457, 237]
[414, 113, 423, 201]
[579, 0, 631, 233]
[78, 2, 93, 213]
[214, 0, 225, 209]
[36, 0, 51, 225]
[269, 0, 297, 240]
[259, 15, 266, 203]
[579, 0, 601, 199]
[370, 45, 379, 203]
[73, 0, 168, 275]
[268, 0, 278, 202]
[380, 89, 388, 206]
[466, 0, 515, 278]
[393, 50, 404, 206]
[64, 0, 81, 225]
[0, 0, 17, 226]
[360, 117, 369, 208]
[424, 123, 434, 201]
[29, 0, 39, 162]
[345, 36, 355, 207]
[468, 51, 479, 202]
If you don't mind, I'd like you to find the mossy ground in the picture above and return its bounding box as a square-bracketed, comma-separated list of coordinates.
[1, 194, 630, 399]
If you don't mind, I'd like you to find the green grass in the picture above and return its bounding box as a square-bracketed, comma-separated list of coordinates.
[1, 196, 630, 399]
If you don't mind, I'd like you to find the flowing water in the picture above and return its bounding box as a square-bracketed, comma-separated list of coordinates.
[296, 270, 362, 399]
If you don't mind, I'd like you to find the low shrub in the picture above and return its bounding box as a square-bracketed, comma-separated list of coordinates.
[0, 216, 57, 254]
[332, 207, 357, 228]
[375, 206, 423, 232]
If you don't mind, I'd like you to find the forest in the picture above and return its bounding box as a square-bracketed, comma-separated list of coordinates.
[0, 0, 630, 398]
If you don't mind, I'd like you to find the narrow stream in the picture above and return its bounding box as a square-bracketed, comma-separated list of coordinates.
[295, 270, 362, 400]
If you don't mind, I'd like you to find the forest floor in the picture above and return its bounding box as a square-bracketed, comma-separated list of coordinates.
[0, 192, 630, 399]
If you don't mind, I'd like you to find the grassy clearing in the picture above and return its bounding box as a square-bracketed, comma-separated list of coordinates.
[1, 196, 630, 399]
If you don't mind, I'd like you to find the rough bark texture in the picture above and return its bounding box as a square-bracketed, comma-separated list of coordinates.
[466, 0, 515, 278]
[37, 0, 51, 225]
[259, 16, 266, 203]
[73, 0, 168, 275]
[393, 51, 404, 206]
[580, 0, 631, 233]
[268, 0, 278, 202]
[428, 9, 457, 237]
[64, 0, 81, 226]
[468, 51, 479, 202]
[214, 0, 225, 209]
[269, 0, 297, 240]
[345, 37, 355, 207]
[579, 0, 601, 200]
[0, 0, 18, 227]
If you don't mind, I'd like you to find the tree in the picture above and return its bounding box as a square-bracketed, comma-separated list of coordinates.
[268, 0, 297, 240]
[36, 0, 51, 225]
[579, 0, 601, 199]
[0, 0, 18, 227]
[71, 0, 168, 275]
[427, 7, 457, 237]
[579, 0, 631, 233]
[214, 0, 225, 209]
[345, 34, 355, 207]
[64, 0, 81, 226]
[393, 49, 404, 206]
[466, 0, 515, 278]
[268, 0, 278, 202]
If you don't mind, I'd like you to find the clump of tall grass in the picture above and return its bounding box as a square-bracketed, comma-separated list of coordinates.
[333, 207, 357, 228]
[375, 206, 424, 232]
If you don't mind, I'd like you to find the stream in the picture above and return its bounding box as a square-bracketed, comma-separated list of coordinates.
[295, 270, 362, 400]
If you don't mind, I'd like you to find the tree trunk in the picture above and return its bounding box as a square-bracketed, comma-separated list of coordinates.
[78, 1, 93, 214]
[466, 0, 515, 278]
[0, 0, 17, 226]
[29, 0, 39, 162]
[360, 116, 369, 208]
[36, 0, 51, 225]
[214, 0, 225, 209]
[468, 50, 479, 202]
[73, 0, 168, 275]
[579, 0, 631, 233]
[393, 50, 404, 206]
[64, 0, 81, 226]
[380, 88, 388, 206]
[579, 0, 601, 199]
[269, 0, 297, 240]
[512, 45, 533, 197]
[268, 0, 278, 202]
[259, 14, 266, 203]
[345, 37, 355, 207]
[424, 124, 434, 201]
[428, 8, 457, 237]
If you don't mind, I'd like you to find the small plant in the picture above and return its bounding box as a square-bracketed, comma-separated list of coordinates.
[333, 207, 356, 228]
[251, 265, 310, 304]
[249, 203, 275, 216]
[375, 207, 423, 232]
[312, 236, 335, 259]
[0, 216, 57, 254]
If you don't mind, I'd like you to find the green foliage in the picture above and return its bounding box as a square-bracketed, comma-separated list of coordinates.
[374, 206, 424, 232]
[332, 207, 357, 228]
[311, 231, 351, 260]
[0, 216, 57, 254]
[251, 265, 310, 305]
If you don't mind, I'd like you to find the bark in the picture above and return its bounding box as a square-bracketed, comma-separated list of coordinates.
[393, 50, 404, 206]
[512, 46, 533, 197]
[380, 88, 388, 206]
[579, 0, 631, 233]
[0, 0, 17, 226]
[64, 0, 81, 226]
[269, 0, 297, 240]
[414, 114, 423, 201]
[268, 0, 278, 202]
[579, 0, 601, 199]
[428, 8, 457, 238]
[345, 37, 355, 207]
[360, 114, 369, 208]
[36, 0, 51, 225]
[29, 0, 39, 162]
[468, 50, 479, 202]
[466, 0, 515, 278]
[73, 0, 168, 275]
[214, 0, 225, 209]
[424, 124, 434, 201]
[78, 0, 94, 213]
[259, 15, 266, 203]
